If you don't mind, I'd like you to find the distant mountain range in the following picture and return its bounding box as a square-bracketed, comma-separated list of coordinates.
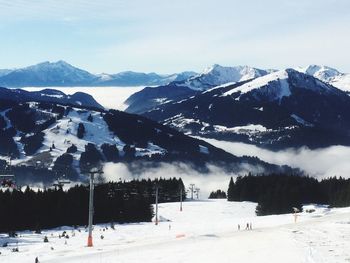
[124, 65, 275, 113]
[140, 69, 350, 149]
[0, 61, 197, 87]
[1, 61, 349, 93]
[124, 64, 350, 114]
[2, 60, 350, 150]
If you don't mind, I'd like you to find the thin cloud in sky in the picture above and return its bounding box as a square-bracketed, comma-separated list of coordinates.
[0, 0, 349, 73]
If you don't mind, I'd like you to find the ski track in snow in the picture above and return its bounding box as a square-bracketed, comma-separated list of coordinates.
[0, 200, 349, 263]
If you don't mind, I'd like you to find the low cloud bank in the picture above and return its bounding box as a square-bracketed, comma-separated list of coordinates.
[102, 139, 350, 198]
[22, 86, 143, 110]
[203, 138, 350, 179]
[103, 162, 254, 199]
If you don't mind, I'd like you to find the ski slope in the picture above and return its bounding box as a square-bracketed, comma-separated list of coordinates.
[0, 200, 349, 262]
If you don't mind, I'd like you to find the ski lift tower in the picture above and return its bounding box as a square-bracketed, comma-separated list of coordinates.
[0, 174, 16, 190]
[195, 188, 200, 199]
[188, 184, 195, 200]
[53, 177, 71, 190]
[154, 184, 160, 225]
[86, 163, 103, 247]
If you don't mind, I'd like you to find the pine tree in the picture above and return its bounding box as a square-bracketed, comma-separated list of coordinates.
[87, 114, 93, 122]
[227, 177, 235, 201]
[77, 123, 85, 139]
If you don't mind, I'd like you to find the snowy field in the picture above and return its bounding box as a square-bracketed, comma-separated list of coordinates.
[21, 86, 144, 110]
[1, 199, 349, 263]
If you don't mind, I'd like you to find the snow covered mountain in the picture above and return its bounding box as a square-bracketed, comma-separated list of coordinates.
[94, 71, 196, 87]
[124, 65, 273, 114]
[143, 69, 350, 149]
[124, 83, 198, 114]
[0, 61, 197, 87]
[0, 61, 97, 87]
[0, 96, 289, 185]
[0, 69, 13, 77]
[297, 65, 350, 93]
[184, 64, 275, 91]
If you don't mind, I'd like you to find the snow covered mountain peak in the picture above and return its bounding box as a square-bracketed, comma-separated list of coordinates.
[222, 68, 342, 103]
[0, 61, 97, 87]
[202, 64, 226, 74]
[296, 65, 350, 92]
[297, 65, 342, 82]
[223, 69, 290, 101]
[201, 64, 267, 81]
[184, 64, 272, 91]
[24, 60, 77, 71]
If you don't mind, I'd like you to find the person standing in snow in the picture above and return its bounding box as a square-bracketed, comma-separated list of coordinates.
[246, 223, 249, 230]
[249, 222, 252, 230]
[35, 257, 39, 263]
[238, 224, 240, 231]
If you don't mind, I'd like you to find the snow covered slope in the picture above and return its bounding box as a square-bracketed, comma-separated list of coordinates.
[0, 97, 287, 185]
[223, 70, 291, 101]
[1, 199, 349, 263]
[185, 64, 274, 91]
[124, 65, 273, 114]
[223, 69, 340, 100]
[297, 65, 350, 92]
[143, 69, 350, 149]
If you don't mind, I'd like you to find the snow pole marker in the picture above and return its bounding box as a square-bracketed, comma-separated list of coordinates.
[292, 207, 300, 223]
[180, 187, 183, 212]
[87, 171, 95, 247]
[155, 185, 159, 225]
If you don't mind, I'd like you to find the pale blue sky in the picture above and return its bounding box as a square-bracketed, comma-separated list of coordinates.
[0, 0, 349, 73]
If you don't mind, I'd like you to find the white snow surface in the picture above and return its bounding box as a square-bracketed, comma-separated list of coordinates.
[223, 70, 291, 101]
[213, 124, 268, 134]
[330, 74, 350, 92]
[291, 114, 313, 127]
[297, 65, 350, 92]
[163, 115, 201, 129]
[298, 65, 341, 81]
[184, 64, 271, 91]
[1, 199, 349, 263]
[40, 110, 123, 166]
[199, 145, 209, 154]
[6, 106, 167, 166]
